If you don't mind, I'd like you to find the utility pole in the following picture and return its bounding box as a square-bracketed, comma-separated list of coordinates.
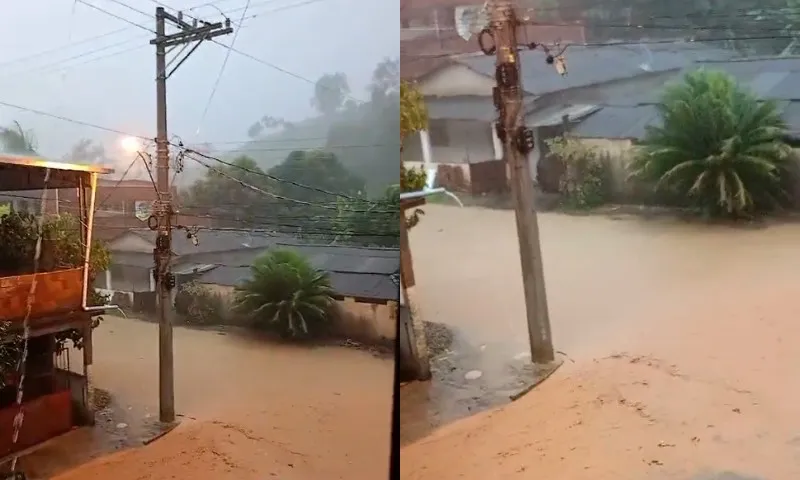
[150, 7, 232, 423]
[485, 0, 554, 363]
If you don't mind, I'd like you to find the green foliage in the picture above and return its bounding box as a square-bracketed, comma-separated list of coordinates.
[0, 212, 37, 275]
[400, 80, 428, 145]
[234, 249, 335, 339]
[546, 136, 612, 209]
[332, 187, 400, 247]
[400, 164, 427, 193]
[630, 70, 793, 218]
[174, 282, 226, 327]
[0, 320, 18, 388]
[311, 72, 351, 116]
[268, 150, 366, 203]
[0, 212, 110, 276]
[0, 121, 37, 155]
[181, 155, 275, 218]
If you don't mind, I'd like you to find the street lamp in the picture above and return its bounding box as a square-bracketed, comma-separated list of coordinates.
[120, 136, 141, 154]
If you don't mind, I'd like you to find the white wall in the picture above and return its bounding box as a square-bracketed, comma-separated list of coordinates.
[404, 120, 495, 164]
[419, 63, 495, 97]
[107, 232, 153, 253]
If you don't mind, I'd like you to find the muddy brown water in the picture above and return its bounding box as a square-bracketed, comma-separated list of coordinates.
[12, 316, 393, 480]
[401, 204, 800, 479]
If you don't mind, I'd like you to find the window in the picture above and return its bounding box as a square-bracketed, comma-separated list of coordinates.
[428, 120, 450, 147]
[437, 6, 456, 27]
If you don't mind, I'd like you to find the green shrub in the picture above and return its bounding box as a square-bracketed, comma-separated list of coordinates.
[176, 282, 226, 327]
[234, 249, 335, 340]
[546, 136, 612, 209]
[630, 69, 793, 218]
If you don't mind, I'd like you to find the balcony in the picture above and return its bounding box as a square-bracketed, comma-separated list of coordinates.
[0, 153, 113, 331]
[0, 268, 85, 324]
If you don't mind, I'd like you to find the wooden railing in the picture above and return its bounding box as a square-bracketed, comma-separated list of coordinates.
[0, 268, 84, 323]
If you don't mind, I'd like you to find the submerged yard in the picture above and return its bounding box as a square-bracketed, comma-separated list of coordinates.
[402, 204, 800, 479]
[13, 315, 393, 480]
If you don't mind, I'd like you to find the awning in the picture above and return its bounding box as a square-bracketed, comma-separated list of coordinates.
[0, 154, 113, 191]
[525, 104, 601, 127]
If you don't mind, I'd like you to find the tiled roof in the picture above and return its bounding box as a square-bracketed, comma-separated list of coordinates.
[195, 244, 400, 302]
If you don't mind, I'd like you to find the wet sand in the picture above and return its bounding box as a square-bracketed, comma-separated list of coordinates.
[46, 316, 393, 480]
[401, 205, 800, 479]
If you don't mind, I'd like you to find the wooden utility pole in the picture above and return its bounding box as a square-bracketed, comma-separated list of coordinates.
[150, 7, 232, 423]
[486, 0, 554, 363]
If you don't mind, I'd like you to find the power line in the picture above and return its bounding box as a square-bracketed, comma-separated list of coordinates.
[185, 153, 396, 213]
[76, 0, 154, 33]
[0, 98, 148, 138]
[210, 41, 367, 103]
[204, 143, 400, 153]
[180, 146, 391, 203]
[194, 0, 252, 135]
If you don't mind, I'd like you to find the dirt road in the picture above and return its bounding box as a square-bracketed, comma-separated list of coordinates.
[48, 316, 393, 480]
[401, 205, 800, 479]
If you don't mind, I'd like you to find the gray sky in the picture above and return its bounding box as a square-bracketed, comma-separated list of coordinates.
[0, 0, 398, 172]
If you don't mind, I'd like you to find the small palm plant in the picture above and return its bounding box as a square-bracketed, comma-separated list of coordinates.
[234, 249, 335, 339]
[630, 69, 793, 218]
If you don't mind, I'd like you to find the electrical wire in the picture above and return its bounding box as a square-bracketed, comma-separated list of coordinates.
[179, 145, 392, 203]
[0, 99, 148, 139]
[194, 0, 252, 136]
[203, 143, 400, 153]
[185, 152, 397, 213]
[0, 35, 150, 81]
[75, 0, 155, 33]
[210, 41, 368, 104]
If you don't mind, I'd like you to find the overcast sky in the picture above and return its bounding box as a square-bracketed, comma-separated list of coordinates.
[0, 0, 398, 170]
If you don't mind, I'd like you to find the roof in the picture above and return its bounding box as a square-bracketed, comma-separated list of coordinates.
[571, 105, 660, 140]
[455, 42, 737, 97]
[571, 56, 800, 140]
[526, 104, 602, 127]
[427, 95, 537, 121]
[0, 154, 113, 174]
[0, 153, 114, 191]
[110, 228, 287, 256]
[195, 244, 400, 302]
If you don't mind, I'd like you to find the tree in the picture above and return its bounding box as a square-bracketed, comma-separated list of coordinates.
[332, 186, 400, 247]
[630, 69, 793, 217]
[181, 155, 276, 221]
[0, 121, 37, 155]
[400, 80, 428, 149]
[63, 138, 107, 164]
[369, 58, 400, 105]
[400, 79, 429, 193]
[234, 249, 335, 339]
[311, 72, 350, 117]
[268, 150, 366, 203]
[247, 115, 295, 139]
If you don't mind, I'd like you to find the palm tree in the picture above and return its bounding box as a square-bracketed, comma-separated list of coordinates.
[0, 121, 37, 155]
[630, 69, 793, 217]
[233, 249, 335, 339]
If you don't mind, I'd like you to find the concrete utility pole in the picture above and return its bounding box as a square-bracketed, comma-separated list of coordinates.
[150, 7, 232, 423]
[486, 0, 554, 363]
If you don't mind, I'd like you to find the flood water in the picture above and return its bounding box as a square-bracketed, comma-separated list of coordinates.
[402, 205, 800, 478]
[15, 316, 393, 480]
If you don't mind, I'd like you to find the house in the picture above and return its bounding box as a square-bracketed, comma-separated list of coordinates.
[101, 228, 400, 345]
[400, 0, 586, 80]
[192, 243, 400, 346]
[99, 228, 284, 309]
[568, 56, 800, 199]
[402, 42, 737, 192]
[0, 153, 112, 458]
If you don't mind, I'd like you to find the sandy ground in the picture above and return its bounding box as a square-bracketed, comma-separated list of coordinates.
[401, 205, 800, 479]
[46, 316, 393, 480]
